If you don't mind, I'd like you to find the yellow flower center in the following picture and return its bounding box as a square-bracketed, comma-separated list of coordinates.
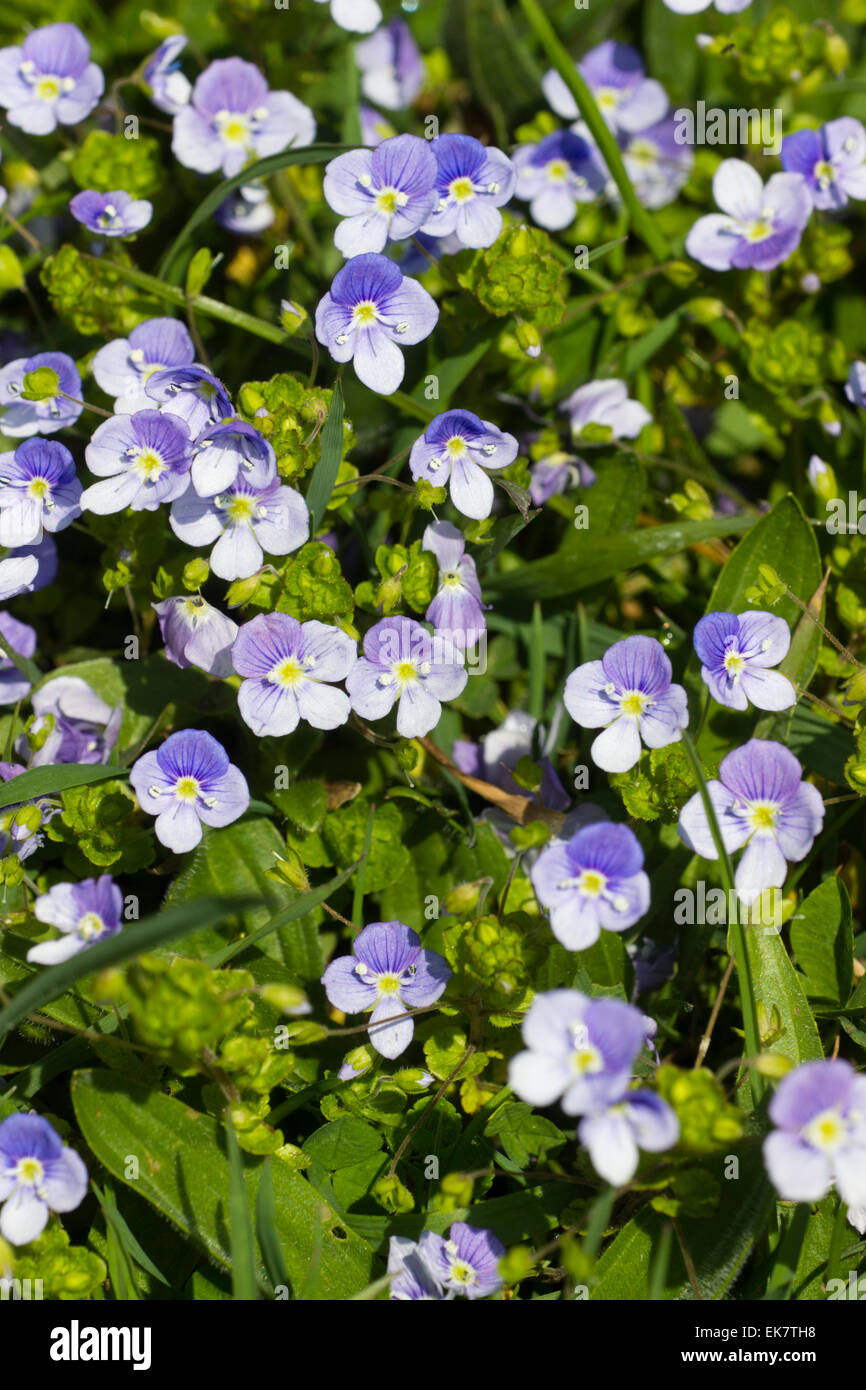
[814, 160, 835, 187]
[441, 570, 462, 589]
[136, 449, 165, 480]
[577, 869, 606, 898]
[216, 112, 250, 144]
[546, 159, 569, 181]
[376, 187, 407, 215]
[393, 660, 418, 686]
[37, 77, 60, 102]
[748, 801, 777, 832]
[805, 1107, 845, 1152]
[746, 217, 773, 242]
[445, 435, 467, 459]
[353, 300, 379, 327]
[628, 139, 656, 166]
[620, 690, 647, 717]
[597, 87, 619, 111]
[27, 477, 50, 501]
[175, 776, 201, 802]
[450, 1261, 477, 1286]
[16, 1157, 44, 1185]
[377, 974, 401, 995]
[723, 649, 745, 677]
[273, 658, 304, 688]
[449, 176, 476, 203]
[78, 912, 105, 941]
[226, 495, 254, 523]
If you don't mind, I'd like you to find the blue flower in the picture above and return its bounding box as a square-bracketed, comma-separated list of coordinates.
[686, 160, 812, 273]
[509, 989, 649, 1113]
[408, 409, 518, 521]
[564, 634, 688, 773]
[27, 874, 123, 966]
[322, 920, 450, 1059]
[421, 133, 516, 249]
[92, 318, 196, 415]
[172, 56, 315, 178]
[543, 41, 668, 136]
[693, 610, 796, 712]
[514, 130, 604, 231]
[578, 1091, 679, 1185]
[130, 729, 250, 853]
[678, 739, 825, 905]
[69, 189, 153, 238]
[0, 612, 36, 704]
[189, 419, 276, 498]
[418, 1223, 505, 1299]
[422, 521, 487, 651]
[764, 1060, 866, 1209]
[143, 35, 191, 116]
[387, 1236, 445, 1300]
[153, 596, 239, 678]
[531, 820, 650, 950]
[355, 20, 424, 110]
[324, 134, 438, 258]
[144, 365, 233, 438]
[169, 475, 309, 581]
[782, 118, 866, 211]
[82, 410, 193, 514]
[0, 1113, 88, 1245]
[0, 439, 82, 546]
[232, 612, 357, 736]
[315, 253, 439, 396]
[346, 615, 467, 738]
[0, 23, 103, 136]
[0, 761, 53, 860]
[215, 182, 276, 236]
[22, 676, 122, 768]
[0, 352, 83, 439]
[560, 380, 651, 442]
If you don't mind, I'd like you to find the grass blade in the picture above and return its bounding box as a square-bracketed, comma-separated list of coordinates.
[256, 1158, 291, 1297]
[0, 895, 254, 1041]
[306, 380, 344, 530]
[158, 144, 352, 280]
[209, 859, 361, 967]
[0, 762, 128, 811]
[225, 1112, 258, 1301]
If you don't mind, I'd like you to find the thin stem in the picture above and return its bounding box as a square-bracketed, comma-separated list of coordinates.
[518, 0, 670, 262]
[388, 1043, 476, 1177]
[694, 954, 735, 1069]
[680, 730, 763, 1105]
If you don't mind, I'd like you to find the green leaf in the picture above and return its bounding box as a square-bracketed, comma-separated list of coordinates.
[0, 762, 128, 811]
[71, 1070, 376, 1299]
[689, 495, 822, 761]
[486, 514, 754, 603]
[226, 1113, 259, 1300]
[256, 1159, 291, 1295]
[303, 1117, 384, 1171]
[790, 877, 855, 1007]
[158, 144, 352, 281]
[591, 1144, 773, 1300]
[0, 896, 251, 1043]
[306, 380, 344, 531]
[209, 859, 360, 968]
[166, 817, 330, 974]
